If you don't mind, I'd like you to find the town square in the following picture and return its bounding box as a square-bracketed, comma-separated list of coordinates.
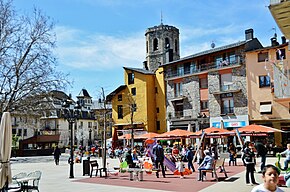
[0, 0, 290, 191]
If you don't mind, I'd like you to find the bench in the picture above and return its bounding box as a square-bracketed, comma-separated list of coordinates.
[201, 158, 228, 181]
[90, 160, 107, 177]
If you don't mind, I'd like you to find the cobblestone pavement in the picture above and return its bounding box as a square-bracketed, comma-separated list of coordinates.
[10, 155, 290, 192]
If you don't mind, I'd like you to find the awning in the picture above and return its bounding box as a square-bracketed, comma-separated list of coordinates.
[20, 134, 60, 144]
[260, 104, 272, 113]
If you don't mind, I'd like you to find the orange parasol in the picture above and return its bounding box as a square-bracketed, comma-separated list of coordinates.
[237, 124, 284, 135]
[192, 127, 232, 137]
[156, 129, 194, 138]
[135, 132, 160, 139]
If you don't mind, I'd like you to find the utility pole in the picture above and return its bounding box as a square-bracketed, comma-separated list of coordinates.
[101, 87, 107, 176]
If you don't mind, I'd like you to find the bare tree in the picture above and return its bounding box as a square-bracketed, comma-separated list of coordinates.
[0, 0, 68, 114]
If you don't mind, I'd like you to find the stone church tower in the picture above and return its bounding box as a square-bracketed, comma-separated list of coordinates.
[144, 23, 180, 72]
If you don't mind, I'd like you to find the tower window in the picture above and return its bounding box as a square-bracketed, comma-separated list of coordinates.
[146, 41, 149, 53]
[153, 38, 158, 51]
[165, 37, 170, 49]
[175, 39, 178, 52]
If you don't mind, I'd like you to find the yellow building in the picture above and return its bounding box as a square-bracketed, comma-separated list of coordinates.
[246, 39, 290, 145]
[107, 67, 167, 135]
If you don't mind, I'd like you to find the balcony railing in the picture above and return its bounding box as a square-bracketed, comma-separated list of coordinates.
[166, 56, 242, 79]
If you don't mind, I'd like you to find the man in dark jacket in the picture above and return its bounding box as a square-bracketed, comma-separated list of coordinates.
[255, 140, 268, 173]
[152, 140, 166, 178]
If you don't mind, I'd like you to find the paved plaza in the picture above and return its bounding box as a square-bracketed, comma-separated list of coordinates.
[10, 155, 290, 192]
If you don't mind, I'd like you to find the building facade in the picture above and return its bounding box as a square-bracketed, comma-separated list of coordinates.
[246, 37, 290, 144]
[162, 29, 263, 133]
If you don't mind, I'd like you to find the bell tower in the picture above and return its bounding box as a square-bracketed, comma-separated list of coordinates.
[144, 23, 180, 71]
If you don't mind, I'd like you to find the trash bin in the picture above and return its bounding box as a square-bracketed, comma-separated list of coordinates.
[83, 157, 90, 176]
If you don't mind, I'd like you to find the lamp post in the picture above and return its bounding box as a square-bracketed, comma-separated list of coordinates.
[62, 98, 81, 179]
[89, 129, 92, 146]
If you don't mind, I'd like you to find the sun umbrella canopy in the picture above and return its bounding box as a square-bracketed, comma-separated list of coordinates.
[135, 132, 160, 139]
[0, 112, 12, 189]
[191, 127, 233, 138]
[156, 129, 194, 138]
[237, 124, 284, 134]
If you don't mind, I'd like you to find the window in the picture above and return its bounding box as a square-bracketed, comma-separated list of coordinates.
[221, 98, 234, 114]
[260, 101, 272, 114]
[220, 73, 232, 91]
[155, 87, 158, 93]
[174, 82, 183, 97]
[12, 128, 16, 135]
[276, 49, 286, 60]
[156, 121, 160, 130]
[23, 129, 27, 136]
[199, 78, 208, 88]
[156, 107, 159, 113]
[117, 105, 123, 119]
[118, 94, 122, 101]
[258, 52, 268, 62]
[131, 87, 136, 96]
[215, 55, 223, 67]
[228, 52, 236, 64]
[184, 63, 190, 75]
[201, 100, 208, 110]
[259, 76, 270, 87]
[128, 73, 134, 84]
[131, 104, 137, 112]
[18, 129, 22, 136]
[153, 38, 158, 51]
[165, 37, 170, 49]
[88, 122, 92, 128]
[146, 41, 148, 53]
[177, 64, 184, 76]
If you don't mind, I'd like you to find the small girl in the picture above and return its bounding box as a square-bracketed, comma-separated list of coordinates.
[176, 156, 185, 179]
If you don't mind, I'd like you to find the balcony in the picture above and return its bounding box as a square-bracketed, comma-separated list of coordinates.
[273, 61, 290, 107]
[269, 0, 290, 39]
[211, 82, 242, 95]
[166, 56, 242, 80]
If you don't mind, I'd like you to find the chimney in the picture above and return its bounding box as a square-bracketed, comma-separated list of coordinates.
[281, 36, 286, 44]
[271, 37, 279, 46]
[245, 29, 254, 40]
[143, 61, 148, 70]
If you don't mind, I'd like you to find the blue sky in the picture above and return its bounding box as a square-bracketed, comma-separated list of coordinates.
[13, 0, 282, 100]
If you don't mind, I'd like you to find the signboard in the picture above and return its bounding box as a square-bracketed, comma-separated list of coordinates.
[212, 121, 246, 128]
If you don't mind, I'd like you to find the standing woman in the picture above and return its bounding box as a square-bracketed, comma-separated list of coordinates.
[242, 141, 258, 185]
[54, 145, 61, 165]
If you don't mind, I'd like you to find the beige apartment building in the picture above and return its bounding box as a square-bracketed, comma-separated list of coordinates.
[246, 37, 290, 145]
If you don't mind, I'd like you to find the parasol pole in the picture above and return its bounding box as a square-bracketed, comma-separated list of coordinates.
[192, 130, 205, 163]
[236, 128, 244, 146]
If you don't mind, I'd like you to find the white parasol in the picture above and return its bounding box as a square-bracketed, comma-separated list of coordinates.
[0, 112, 12, 189]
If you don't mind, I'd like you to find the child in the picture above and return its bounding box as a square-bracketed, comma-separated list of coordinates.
[280, 143, 290, 170]
[176, 156, 185, 179]
[251, 164, 284, 192]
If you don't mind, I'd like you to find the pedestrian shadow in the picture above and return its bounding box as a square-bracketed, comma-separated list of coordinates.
[223, 177, 239, 182]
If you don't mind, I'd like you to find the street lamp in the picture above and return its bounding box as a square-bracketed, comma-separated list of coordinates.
[62, 98, 81, 179]
[89, 129, 92, 146]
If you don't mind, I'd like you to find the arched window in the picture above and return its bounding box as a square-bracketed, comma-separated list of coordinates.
[165, 37, 170, 49]
[153, 38, 158, 51]
[175, 39, 178, 52]
[146, 41, 149, 53]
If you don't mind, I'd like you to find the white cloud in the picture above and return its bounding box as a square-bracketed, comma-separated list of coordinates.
[54, 26, 145, 71]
